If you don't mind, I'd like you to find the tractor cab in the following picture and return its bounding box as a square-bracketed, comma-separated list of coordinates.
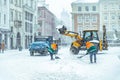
[82, 30, 100, 51]
[83, 30, 99, 43]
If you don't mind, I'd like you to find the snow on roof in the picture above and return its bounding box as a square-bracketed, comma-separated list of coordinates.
[72, 0, 99, 4]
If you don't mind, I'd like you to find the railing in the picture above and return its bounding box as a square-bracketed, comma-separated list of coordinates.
[108, 40, 120, 47]
[14, 20, 22, 28]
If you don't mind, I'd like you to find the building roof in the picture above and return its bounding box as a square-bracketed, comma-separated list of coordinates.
[72, 0, 99, 4]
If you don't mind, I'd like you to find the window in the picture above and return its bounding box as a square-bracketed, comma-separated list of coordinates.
[111, 14, 115, 20]
[119, 15, 120, 20]
[10, 9, 14, 21]
[19, 0, 21, 7]
[15, 0, 17, 6]
[92, 31, 98, 40]
[85, 6, 89, 11]
[103, 14, 108, 21]
[78, 6, 82, 11]
[4, 0, 7, 5]
[25, 11, 27, 20]
[84, 31, 98, 41]
[85, 15, 90, 23]
[11, 27, 13, 32]
[38, 11, 42, 17]
[15, 10, 18, 20]
[112, 16, 115, 20]
[84, 32, 91, 40]
[92, 6, 96, 11]
[77, 16, 83, 23]
[19, 12, 21, 20]
[25, 22, 27, 32]
[30, 14, 33, 22]
[4, 14, 6, 24]
[104, 5, 107, 10]
[104, 16, 107, 20]
[111, 24, 115, 30]
[0, 13, 1, 24]
[30, 23, 33, 33]
[92, 16, 97, 23]
[111, 4, 115, 9]
[30, 0, 33, 8]
[10, 0, 13, 4]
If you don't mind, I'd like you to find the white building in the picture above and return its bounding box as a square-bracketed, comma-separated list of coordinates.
[22, 0, 37, 49]
[71, 0, 120, 40]
[9, 0, 38, 49]
[9, 0, 23, 49]
[100, 0, 120, 40]
[37, 0, 49, 8]
[0, 0, 10, 49]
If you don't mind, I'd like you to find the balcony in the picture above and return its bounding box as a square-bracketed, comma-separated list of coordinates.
[14, 20, 22, 28]
[22, 4, 34, 12]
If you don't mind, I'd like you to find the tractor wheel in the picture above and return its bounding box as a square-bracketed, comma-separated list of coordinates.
[70, 46, 79, 55]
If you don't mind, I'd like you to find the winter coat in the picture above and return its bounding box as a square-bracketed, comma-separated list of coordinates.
[1, 42, 5, 50]
[0, 43, 1, 49]
[47, 46, 55, 54]
[86, 41, 97, 53]
[51, 43, 58, 50]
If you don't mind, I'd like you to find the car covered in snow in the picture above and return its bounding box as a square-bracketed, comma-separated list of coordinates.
[29, 41, 49, 56]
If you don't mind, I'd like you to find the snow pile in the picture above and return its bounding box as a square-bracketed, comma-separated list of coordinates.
[0, 46, 120, 80]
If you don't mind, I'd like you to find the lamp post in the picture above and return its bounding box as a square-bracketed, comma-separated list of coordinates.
[9, 32, 14, 49]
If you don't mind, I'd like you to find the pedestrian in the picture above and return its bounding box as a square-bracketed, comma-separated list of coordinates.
[1, 40, 5, 53]
[47, 45, 55, 60]
[0, 43, 1, 53]
[86, 41, 97, 63]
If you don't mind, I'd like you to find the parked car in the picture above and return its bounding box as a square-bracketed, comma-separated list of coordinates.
[29, 41, 49, 56]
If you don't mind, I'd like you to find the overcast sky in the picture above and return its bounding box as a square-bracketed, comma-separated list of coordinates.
[46, 0, 99, 18]
[46, 0, 76, 18]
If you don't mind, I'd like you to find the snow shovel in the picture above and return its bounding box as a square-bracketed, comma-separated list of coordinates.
[78, 54, 87, 58]
[55, 56, 61, 59]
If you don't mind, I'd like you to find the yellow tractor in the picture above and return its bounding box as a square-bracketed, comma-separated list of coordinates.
[58, 25, 108, 54]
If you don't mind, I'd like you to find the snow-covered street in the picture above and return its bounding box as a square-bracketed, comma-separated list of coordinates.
[0, 46, 120, 80]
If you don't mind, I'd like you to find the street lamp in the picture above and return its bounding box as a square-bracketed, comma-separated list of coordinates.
[9, 32, 14, 49]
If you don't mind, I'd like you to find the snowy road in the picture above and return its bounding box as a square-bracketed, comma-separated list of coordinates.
[0, 46, 120, 80]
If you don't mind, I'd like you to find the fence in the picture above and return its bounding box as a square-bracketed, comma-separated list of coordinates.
[108, 40, 120, 47]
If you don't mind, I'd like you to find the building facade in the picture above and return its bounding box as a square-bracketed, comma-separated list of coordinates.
[71, 0, 100, 35]
[22, 0, 37, 49]
[37, 6, 59, 40]
[0, 0, 10, 49]
[71, 0, 120, 40]
[9, 0, 37, 49]
[9, 0, 23, 49]
[0, 0, 60, 49]
[100, 0, 120, 39]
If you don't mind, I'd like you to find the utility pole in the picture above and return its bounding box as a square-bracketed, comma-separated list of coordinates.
[103, 25, 108, 50]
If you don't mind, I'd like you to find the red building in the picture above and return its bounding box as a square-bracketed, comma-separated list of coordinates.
[37, 6, 59, 40]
